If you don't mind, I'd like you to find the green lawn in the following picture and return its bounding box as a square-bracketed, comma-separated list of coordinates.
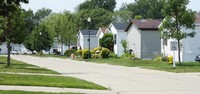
[0, 90, 82, 94]
[0, 57, 59, 74]
[84, 58, 200, 73]
[0, 73, 107, 90]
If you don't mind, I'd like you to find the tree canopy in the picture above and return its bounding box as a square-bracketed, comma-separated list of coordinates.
[77, 0, 116, 12]
[23, 8, 53, 53]
[113, 10, 133, 23]
[0, 0, 28, 17]
[75, 8, 113, 30]
[45, 11, 77, 55]
[120, 0, 166, 19]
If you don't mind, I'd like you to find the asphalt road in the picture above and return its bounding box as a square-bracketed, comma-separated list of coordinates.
[10, 55, 200, 94]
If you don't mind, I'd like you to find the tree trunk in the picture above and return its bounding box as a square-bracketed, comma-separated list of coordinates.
[7, 41, 11, 67]
[177, 39, 181, 64]
[68, 42, 71, 50]
[7, 15, 12, 67]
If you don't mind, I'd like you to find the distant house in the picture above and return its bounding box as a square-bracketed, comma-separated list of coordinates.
[96, 27, 108, 46]
[125, 19, 161, 59]
[161, 13, 200, 62]
[0, 42, 26, 54]
[108, 23, 127, 56]
[77, 30, 98, 50]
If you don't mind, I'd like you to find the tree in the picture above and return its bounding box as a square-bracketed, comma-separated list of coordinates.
[30, 22, 54, 55]
[33, 8, 52, 26]
[99, 33, 114, 51]
[45, 11, 77, 55]
[120, 0, 165, 19]
[0, 0, 28, 67]
[75, 8, 113, 30]
[160, 0, 196, 63]
[23, 8, 52, 52]
[77, 0, 116, 12]
[113, 10, 133, 23]
[0, 0, 28, 17]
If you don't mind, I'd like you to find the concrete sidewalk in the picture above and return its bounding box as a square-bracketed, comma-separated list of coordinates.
[0, 85, 114, 94]
[7, 55, 200, 94]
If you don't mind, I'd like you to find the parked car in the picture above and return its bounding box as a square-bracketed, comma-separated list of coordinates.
[21, 50, 32, 55]
[11, 50, 21, 55]
[32, 50, 37, 54]
[195, 55, 200, 62]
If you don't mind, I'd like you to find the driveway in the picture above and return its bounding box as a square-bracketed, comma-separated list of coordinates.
[10, 55, 200, 94]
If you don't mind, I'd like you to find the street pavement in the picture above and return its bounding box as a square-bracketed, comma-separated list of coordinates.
[5, 55, 200, 94]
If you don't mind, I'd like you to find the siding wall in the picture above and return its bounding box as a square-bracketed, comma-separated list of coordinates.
[161, 24, 200, 62]
[110, 24, 118, 55]
[127, 25, 141, 58]
[117, 31, 127, 56]
[141, 30, 161, 59]
[182, 24, 200, 62]
[83, 35, 98, 50]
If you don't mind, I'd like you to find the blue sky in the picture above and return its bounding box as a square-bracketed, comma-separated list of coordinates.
[21, 0, 200, 13]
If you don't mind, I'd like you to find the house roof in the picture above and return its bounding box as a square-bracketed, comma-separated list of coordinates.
[96, 27, 108, 37]
[100, 27, 107, 33]
[195, 13, 200, 23]
[112, 23, 128, 30]
[80, 30, 98, 36]
[125, 19, 161, 31]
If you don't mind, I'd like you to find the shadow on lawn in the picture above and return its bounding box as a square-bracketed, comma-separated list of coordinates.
[0, 62, 6, 64]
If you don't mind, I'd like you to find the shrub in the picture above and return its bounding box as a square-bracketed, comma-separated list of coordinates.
[92, 54, 99, 59]
[109, 52, 118, 58]
[120, 40, 128, 53]
[162, 56, 168, 61]
[153, 56, 162, 62]
[91, 47, 102, 54]
[76, 50, 82, 56]
[64, 49, 76, 57]
[82, 50, 91, 59]
[100, 48, 110, 58]
[99, 33, 114, 51]
[121, 53, 135, 59]
[153, 55, 168, 62]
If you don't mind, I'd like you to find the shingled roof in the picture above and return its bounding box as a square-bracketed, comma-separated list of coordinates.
[100, 27, 107, 33]
[125, 19, 161, 31]
[112, 23, 128, 30]
[80, 30, 98, 35]
[195, 13, 200, 23]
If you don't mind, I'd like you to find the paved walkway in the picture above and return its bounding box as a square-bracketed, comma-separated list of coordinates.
[3, 55, 200, 94]
[0, 85, 113, 94]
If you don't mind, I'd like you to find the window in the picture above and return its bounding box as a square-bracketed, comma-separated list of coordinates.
[114, 34, 117, 44]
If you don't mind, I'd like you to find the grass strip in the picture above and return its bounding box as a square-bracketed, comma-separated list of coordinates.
[84, 58, 200, 73]
[0, 73, 107, 90]
[0, 56, 59, 74]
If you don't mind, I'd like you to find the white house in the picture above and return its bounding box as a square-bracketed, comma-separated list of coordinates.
[161, 13, 200, 62]
[77, 30, 98, 50]
[108, 23, 127, 56]
[0, 42, 26, 54]
[125, 19, 161, 59]
[96, 27, 107, 46]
